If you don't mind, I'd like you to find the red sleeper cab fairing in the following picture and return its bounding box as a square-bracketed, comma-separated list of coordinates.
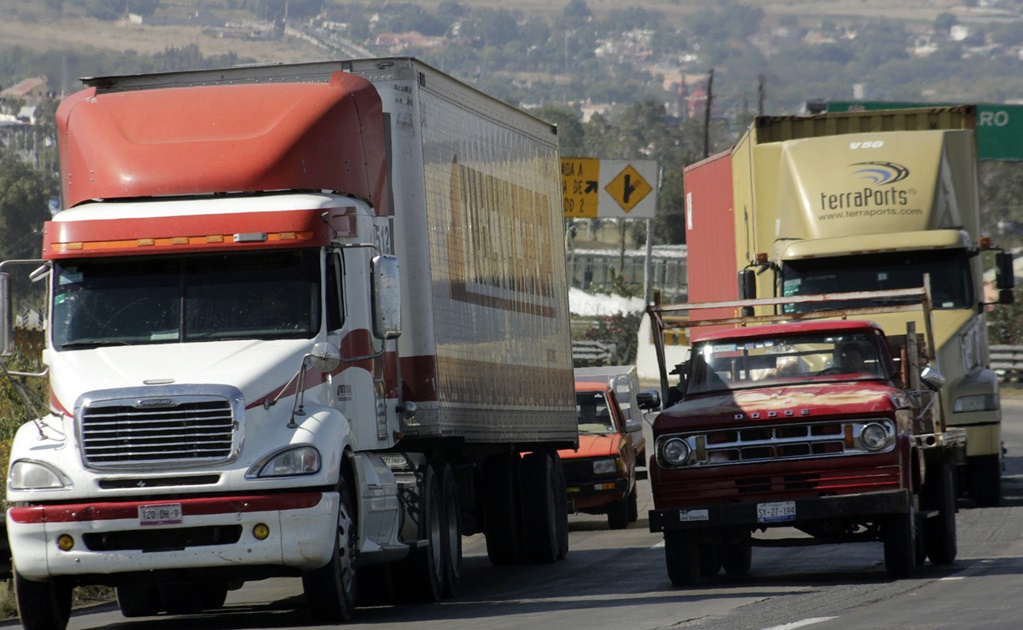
[55, 71, 389, 215]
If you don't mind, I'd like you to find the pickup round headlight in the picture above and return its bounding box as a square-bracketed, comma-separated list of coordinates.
[860, 423, 890, 451]
[9, 460, 72, 490]
[248, 446, 321, 478]
[592, 458, 617, 475]
[659, 437, 691, 467]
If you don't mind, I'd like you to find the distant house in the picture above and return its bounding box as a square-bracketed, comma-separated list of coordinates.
[1, 76, 49, 102]
[372, 31, 445, 52]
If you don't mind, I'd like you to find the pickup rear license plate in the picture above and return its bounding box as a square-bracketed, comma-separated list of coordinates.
[757, 501, 796, 523]
[139, 503, 183, 526]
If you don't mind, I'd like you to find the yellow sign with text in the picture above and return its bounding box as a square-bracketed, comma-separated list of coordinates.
[561, 158, 658, 219]
[561, 158, 600, 218]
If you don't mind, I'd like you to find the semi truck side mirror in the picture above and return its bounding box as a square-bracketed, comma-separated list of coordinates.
[371, 255, 402, 339]
[636, 390, 661, 411]
[738, 269, 756, 317]
[920, 365, 946, 392]
[0, 272, 10, 357]
[995, 251, 1015, 304]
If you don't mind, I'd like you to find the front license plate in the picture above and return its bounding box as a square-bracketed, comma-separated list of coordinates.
[757, 501, 796, 523]
[139, 503, 183, 526]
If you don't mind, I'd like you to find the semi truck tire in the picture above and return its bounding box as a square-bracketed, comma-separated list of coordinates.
[664, 530, 700, 587]
[923, 459, 958, 565]
[117, 583, 162, 617]
[884, 506, 917, 579]
[484, 453, 523, 565]
[14, 569, 71, 630]
[403, 463, 445, 603]
[441, 463, 463, 597]
[521, 451, 561, 562]
[302, 472, 357, 622]
[969, 454, 1002, 508]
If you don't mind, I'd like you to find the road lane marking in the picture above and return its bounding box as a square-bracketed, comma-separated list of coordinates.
[762, 618, 837, 630]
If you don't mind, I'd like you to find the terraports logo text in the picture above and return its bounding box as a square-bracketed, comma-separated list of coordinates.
[819, 160, 912, 211]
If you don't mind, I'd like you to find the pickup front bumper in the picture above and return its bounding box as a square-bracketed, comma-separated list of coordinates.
[649, 488, 911, 532]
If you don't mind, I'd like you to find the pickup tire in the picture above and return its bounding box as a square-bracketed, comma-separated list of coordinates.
[14, 569, 71, 630]
[117, 584, 162, 617]
[969, 454, 1002, 508]
[883, 505, 917, 579]
[521, 451, 560, 562]
[302, 471, 357, 622]
[627, 485, 639, 523]
[664, 530, 700, 587]
[552, 452, 569, 560]
[923, 459, 958, 565]
[720, 534, 753, 576]
[607, 491, 630, 530]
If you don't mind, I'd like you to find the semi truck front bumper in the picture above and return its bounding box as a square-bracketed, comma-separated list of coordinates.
[7, 491, 338, 581]
[649, 488, 911, 533]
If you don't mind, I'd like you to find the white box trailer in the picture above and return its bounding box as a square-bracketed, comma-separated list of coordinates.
[1, 57, 576, 629]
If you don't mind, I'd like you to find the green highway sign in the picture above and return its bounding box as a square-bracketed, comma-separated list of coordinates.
[825, 101, 1023, 162]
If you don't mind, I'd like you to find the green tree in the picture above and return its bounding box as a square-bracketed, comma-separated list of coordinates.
[933, 12, 958, 35]
[0, 151, 53, 260]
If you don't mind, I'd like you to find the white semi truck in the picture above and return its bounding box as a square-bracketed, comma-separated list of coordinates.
[0, 57, 577, 629]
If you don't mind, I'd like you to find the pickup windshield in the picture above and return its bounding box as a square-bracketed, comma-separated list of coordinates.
[781, 250, 973, 312]
[576, 390, 618, 435]
[687, 331, 886, 395]
[53, 249, 321, 349]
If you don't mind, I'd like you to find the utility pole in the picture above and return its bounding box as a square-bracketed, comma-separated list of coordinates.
[757, 74, 766, 116]
[703, 69, 714, 158]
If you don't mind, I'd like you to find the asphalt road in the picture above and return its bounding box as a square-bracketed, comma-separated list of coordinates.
[5, 399, 1023, 630]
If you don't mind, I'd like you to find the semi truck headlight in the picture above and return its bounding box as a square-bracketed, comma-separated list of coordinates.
[953, 394, 998, 413]
[9, 460, 72, 490]
[592, 458, 616, 475]
[247, 446, 321, 478]
[860, 423, 890, 451]
[658, 437, 692, 467]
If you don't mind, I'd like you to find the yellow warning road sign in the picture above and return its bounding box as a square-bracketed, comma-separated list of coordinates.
[605, 164, 653, 213]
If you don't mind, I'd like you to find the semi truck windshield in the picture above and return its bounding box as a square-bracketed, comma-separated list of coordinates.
[53, 249, 321, 349]
[780, 250, 973, 313]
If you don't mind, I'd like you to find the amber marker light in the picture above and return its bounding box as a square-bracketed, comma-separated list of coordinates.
[253, 523, 270, 540]
[844, 424, 855, 448]
[57, 534, 74, 551]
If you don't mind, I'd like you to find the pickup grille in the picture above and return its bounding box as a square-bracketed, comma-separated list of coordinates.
[81, 397, 235, 468]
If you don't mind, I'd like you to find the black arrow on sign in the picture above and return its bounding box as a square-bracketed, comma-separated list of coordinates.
[585, 180, 597, 193]
[622, 175, 636, 204]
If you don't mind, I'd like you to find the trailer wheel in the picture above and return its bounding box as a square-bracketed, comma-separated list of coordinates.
[522, 451, 561, 562]
[969, 454, 1002, 508]
[303, 471, 357, 621]
[664, 530, 700, 587]
[440, 463, 463, 597]
[117, 583, 162, 617]
[883, 505, 917, 579]
[551, 451, 569, 560]
[14, 569, 71, 630]
[484, 453, 523, 565]
[923, 459, 958, 565]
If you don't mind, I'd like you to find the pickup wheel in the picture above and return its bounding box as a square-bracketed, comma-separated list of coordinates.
[552, 452, 569, 560]
[607, 491, 631, 530]
[627, 485, 639, 523]
[883, 505, 917, 579]
[664, 530, 700, 587]
[720, 535, 753, 576]
[923, 459, 958, 565]
[699, 544, 720, 577]
[484, 453, 523, 565]
[14, 569, 71, 630]
[302, 471, 357, 621]
[969, 454, 1002, 508]
[117, 583, 162, 617]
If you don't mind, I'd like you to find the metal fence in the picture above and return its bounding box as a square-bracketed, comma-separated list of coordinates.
[992, 345, 1023, 383]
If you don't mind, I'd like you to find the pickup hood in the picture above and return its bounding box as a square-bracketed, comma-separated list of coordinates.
[655, 381, 905, 434]
[560, 433, 622, 459]
[47, 339, 314, 413]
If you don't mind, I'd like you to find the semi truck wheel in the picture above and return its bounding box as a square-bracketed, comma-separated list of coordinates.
[117, 583, 162, 617]
[522, 451, 561, 562]
[484, 453, 523, 565]
[923, 459, 958, 565]
[664, 530, 700, 587]
[404, 463, 445, 603]
[969, 454, 1002, 508]
[441, 463, 463, 597]
[14, 569, 71, 630]
[303, 472, 357, 622]
[883, 506, 917, 579]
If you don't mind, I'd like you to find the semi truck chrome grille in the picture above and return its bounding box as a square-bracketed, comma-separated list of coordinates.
[80, 397, 235, 468]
